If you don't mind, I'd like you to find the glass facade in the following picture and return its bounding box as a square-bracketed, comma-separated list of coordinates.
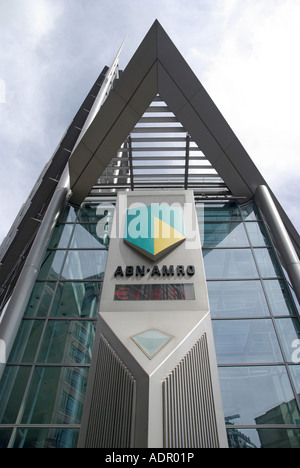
[0, 199, 299, 448]
[0, 202, 111, 448]
[198, 201, 300, 449]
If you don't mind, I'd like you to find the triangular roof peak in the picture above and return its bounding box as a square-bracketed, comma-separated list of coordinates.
[69, 20, 263, 204]
[68, 21, 299, 253]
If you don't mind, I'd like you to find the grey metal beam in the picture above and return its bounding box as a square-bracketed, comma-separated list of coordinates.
[255, 185, 300, 304]
[0, 167, 70, 378]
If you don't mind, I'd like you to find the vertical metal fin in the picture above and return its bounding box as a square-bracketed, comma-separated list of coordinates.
[163, 333, 219, 448]
[85, 334, 136, 448]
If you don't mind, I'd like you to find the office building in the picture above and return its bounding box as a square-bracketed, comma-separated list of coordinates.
[0, 21, 300, 448]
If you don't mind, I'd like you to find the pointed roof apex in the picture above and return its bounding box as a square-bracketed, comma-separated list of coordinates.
[68, 23, 299, 254]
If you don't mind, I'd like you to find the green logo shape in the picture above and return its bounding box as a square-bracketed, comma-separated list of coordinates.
[124, 205, 185, 261]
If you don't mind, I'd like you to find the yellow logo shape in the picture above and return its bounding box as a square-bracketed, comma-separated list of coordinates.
[154, 217, 185, 257]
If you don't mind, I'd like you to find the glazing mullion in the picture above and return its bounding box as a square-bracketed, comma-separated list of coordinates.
[6, 214, 79, 445]
[240, 204, 300, 416]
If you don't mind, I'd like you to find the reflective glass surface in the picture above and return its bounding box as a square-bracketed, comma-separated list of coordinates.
[203, 222, 249, 248]
[70, 224, 106, 248]
[227, 428, 300, 449]
[24, 281, 56, 318]
[245, 222, 271, 247]
[219, 366, 300, 426]
[207, 280, 270, 318]
[212, 319, 283, 364]
[50, 282, 102, 318]
[37, 320, 95, 364]
[197, 203, 241, 221]
[38, 250, 65, 281]
[0, 201, 107, 448]
[21, 367, 88, 425]
[61, 250, 107, 280]
[0, 366, 31, 424]
[12, 428, 79, 448]
[263, 279, 295, 316]
[254, 248, 282, 277]
[203, 248, 258, 279]
[0, 430, 12, 448]
[289, 365, 300, 394]
[48, 224, 74, 249]
[275, 318, 300, 362]
[240, 203, 261, 221]
[8, 320, 45, 363]
[1, 199, 299, 449]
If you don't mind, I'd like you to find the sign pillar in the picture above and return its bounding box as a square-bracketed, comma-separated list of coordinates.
[78, 190, 227, 448]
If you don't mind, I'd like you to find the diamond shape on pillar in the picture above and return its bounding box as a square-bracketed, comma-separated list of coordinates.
[131, 329, 172, 359]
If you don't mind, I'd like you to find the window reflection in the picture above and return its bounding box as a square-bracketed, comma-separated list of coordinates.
[207, 280, 269, 317]
[21, 367, 88, 425]
[212, 319, 283, 364]
[203, 249, 258, 279]
[37, 321, 95, 364]
[219, 366, 300, 426]
[245, 222, 271, 247]
[61, 250, 107, 281]
[254, 248, 282, 277]
[70, 224, 106, 249]
[227, 427, 300, 449]
[203, 222, 249, 248]
[50, 282, 101, 318]
[263, 280, 295, 316]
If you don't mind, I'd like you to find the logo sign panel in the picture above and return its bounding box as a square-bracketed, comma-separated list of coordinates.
[124, 205, 185, 261]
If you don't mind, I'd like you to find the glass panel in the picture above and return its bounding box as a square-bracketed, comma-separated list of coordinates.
[219, 366, 299, 425]
[289, 365, 300, 394]
[50, 282, 102, 318]
[24, 282, 56, 318]
[60, 204, 78, 223]
[21, 367, 88, 425]
[8, 320, 44, 363]
[0, 366, 31, 424]
[203, 249, 258, 279]
[241, 203, 261, 221]
[207, 281, 270, 318]
[12, 427, 79, 448]
[0, 429, 12, 448]
[61, 250, 107, 281]
[253, 248, 282, 277]
[37, 321, 95, 364]
[77, 202, 115, 224]
[245, 222, 271, 247]
[275, 318, 300, 362]
[203, 222, 249, 248]
[196, 202, 241, 221]
[212, 319, 283, 364]
[37, 250, 65, 281]
[227, 428, 300, 449]
[48, 224, 74, 249]
[70, 224, 107, 248]
[264, 280, 295, 316]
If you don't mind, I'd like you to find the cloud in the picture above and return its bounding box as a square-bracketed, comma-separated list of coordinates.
[199, 0, 300, 230]
[0, 0, 299, 245]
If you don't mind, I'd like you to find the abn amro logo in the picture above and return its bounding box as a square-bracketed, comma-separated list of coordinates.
[124, 204, 185, 261]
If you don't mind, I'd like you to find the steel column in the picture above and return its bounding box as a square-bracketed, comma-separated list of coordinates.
[255, 184, 300, 304]
[0, 167, 71, 379]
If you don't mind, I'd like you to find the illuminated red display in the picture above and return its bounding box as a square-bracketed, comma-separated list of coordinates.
[114, 284, 195, 301]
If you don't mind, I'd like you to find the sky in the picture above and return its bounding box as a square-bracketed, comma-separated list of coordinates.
[0, 0, 299, 244]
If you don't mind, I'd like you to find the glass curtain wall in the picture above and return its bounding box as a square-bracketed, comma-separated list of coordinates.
[197, 201, 300, 449]
[0, 198, 300, 448]
[0, 202, 113, 448]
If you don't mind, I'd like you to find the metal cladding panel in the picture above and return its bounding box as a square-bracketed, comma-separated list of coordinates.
[163, 333, 219, 448]
[85, 333, 137, 448]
